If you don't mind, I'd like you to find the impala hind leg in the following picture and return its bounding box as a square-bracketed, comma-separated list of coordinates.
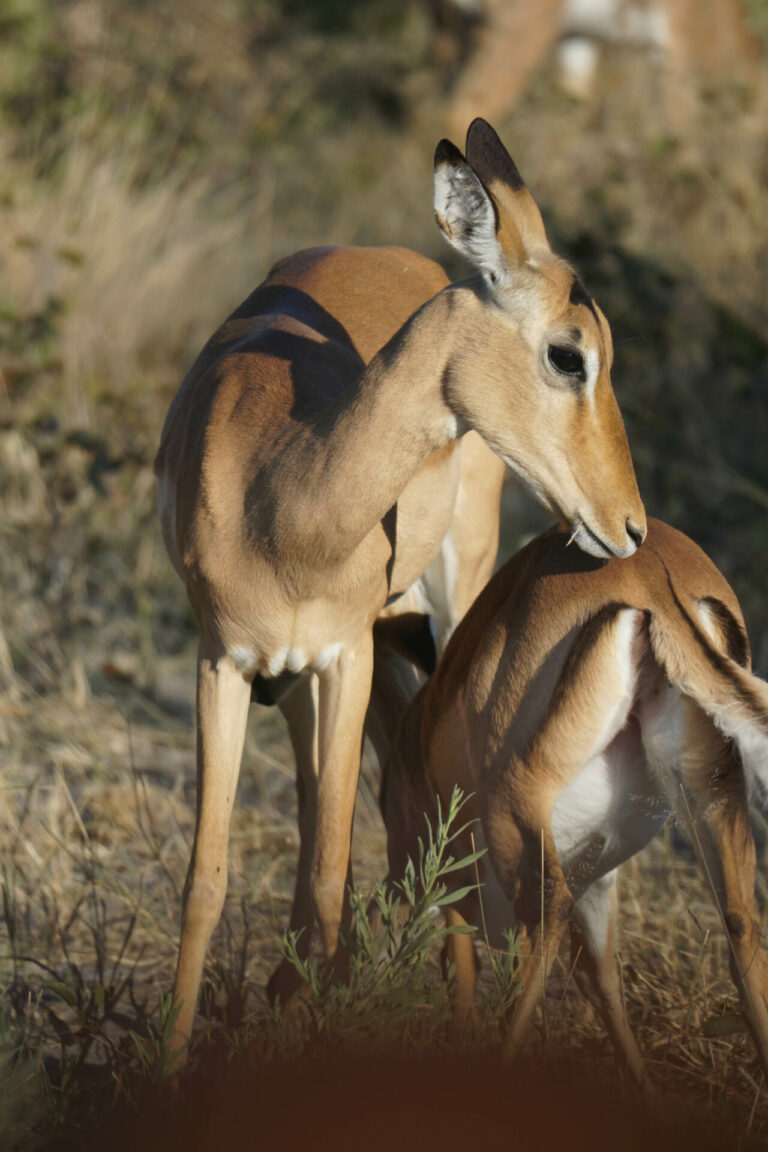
[486, 812, 574, 1060]
[571, 872, 645, 1085]
[644, 693, 768, 1077]
[170, 642, 251, 1066]
[681, 715, 768, 1075]
[490, 607, 642, 1059]
[507, 849, 573, 1058]
[312, 634, 375, 974]
[266, 676, 320, 1008]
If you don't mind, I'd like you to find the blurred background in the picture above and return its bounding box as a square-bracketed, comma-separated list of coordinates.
[0, 2, 768, 1138]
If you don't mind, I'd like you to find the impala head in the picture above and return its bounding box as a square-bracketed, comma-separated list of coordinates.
[434, 118, 646, 559]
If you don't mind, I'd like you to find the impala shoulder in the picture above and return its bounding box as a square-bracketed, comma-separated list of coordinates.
[263, 245, 340, 287]
[367, 244, 449, 286]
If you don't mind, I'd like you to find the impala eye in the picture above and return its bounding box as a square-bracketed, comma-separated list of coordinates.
[548, 345, 585, 380]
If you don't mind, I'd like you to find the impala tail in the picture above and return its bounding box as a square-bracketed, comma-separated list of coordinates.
[649, 579, 768, 794]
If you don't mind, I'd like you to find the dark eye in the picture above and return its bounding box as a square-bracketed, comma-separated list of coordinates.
[548, 345, 585, 380]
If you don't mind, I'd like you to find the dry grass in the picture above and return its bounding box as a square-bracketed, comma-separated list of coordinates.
[3, 664, 768, 1147]
[3, 152, 275, 426]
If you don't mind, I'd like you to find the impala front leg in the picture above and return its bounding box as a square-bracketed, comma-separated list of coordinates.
[169, 640, 251, 1067]
[313, 633, 375, 972]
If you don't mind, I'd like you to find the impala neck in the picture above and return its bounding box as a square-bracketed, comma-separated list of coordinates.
[281, 285, 474, 568]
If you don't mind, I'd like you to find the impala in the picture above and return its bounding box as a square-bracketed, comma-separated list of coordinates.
[154, 118, 645, 1060]
[436, 0, 761, 138]
[385, 518, 768, 1082]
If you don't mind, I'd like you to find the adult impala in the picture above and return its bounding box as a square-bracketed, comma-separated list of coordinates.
[385, 519, 768, 1082]
[154, 118, 645, 1060]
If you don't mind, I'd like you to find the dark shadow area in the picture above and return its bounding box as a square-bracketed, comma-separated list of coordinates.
[560, 231, 768, 670]
[88, 1051, 727, 1152]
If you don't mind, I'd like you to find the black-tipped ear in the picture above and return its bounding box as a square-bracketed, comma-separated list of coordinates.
[465, 119, 525, 192]
[433, 139, 511, 285]
[434, 138, 466, 168]
[465, 119, 548, 255]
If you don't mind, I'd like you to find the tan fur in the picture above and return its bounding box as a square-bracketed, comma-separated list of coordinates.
[154, 121, 644, 1062]
[386, 518, 768, 1081]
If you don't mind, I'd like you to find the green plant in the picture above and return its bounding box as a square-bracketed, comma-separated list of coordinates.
[131, 992, 183, 1078]
[480, 927, 523, 1028]
[0, 989, 50, 1151]
[272, 787, 488, 1052]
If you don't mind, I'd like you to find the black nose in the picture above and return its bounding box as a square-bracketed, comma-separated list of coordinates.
[627, 519, 645, 548]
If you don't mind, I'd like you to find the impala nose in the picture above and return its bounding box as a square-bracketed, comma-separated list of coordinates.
[627, 518, 646, 550]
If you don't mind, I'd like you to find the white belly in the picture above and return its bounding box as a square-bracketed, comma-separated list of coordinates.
[472, 723, 671, 949]
[552, 724, 670, 900]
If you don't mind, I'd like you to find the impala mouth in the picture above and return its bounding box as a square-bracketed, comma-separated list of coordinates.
[571, 520, 644, 559]
[570, 520, 622, 560]
[496, 453, 638, 560]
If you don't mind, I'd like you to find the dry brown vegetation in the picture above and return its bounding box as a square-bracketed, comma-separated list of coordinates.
[2, 1, 768, 1147]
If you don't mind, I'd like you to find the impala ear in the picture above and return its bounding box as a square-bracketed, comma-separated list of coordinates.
[433, 138, 513, 286]
[465, 118, 549, 259]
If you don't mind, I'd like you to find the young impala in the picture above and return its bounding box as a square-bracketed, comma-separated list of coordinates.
[385, 518, 768, 1082]
[154, 118, 645, 1061]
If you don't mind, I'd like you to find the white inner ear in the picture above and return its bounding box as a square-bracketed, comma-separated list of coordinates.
[434, 162, 510, 286]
